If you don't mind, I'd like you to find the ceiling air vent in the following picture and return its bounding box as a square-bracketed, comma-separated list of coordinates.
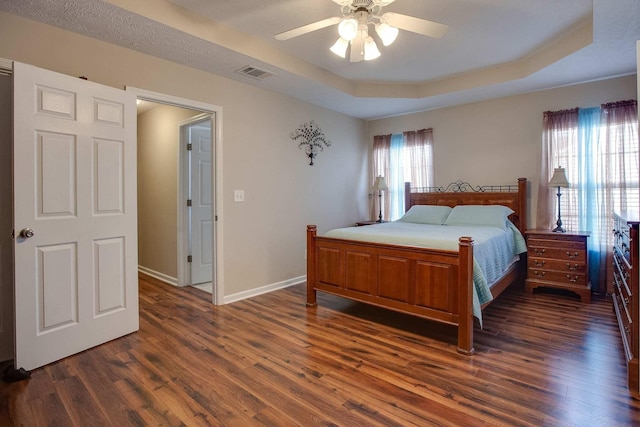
[235, 65, 275, 80]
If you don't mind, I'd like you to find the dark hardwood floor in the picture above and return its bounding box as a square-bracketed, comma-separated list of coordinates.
[2, 275, 640, 426]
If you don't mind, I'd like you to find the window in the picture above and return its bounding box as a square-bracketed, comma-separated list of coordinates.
[372, 128, 434, 221]
[539, 100, 638, 293]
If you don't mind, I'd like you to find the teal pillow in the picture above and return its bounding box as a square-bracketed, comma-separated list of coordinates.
[444, 205, 514, 230]
[398, 205, 452, 225]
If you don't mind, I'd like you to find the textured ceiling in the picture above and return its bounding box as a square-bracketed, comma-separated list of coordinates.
[1, 0, 638, 119]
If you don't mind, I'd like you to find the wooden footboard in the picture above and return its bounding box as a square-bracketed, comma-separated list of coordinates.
[306, 225, 476, 354]
[306, 178, 528, 354]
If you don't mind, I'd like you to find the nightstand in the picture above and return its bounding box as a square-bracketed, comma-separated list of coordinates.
[525, 229, 591, 303]
[355, 220, 385, 226]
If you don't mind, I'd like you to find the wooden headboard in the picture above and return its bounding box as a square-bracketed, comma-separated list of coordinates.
[404, 178, 528, 235]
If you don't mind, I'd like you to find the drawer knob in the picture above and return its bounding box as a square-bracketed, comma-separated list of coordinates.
[566, 251, 579, 259]
[566, 275, 578, 283]
[566, 263, 578, 271]
[621, 242, 630, 254]
[534, 248, 546, 255]
[533, 270, 546, 277]
[534, 260, 545, 267]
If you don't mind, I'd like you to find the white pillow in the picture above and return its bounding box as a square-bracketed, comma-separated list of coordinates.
[398, 205, 452, 225]
[444, 205, 514, 230]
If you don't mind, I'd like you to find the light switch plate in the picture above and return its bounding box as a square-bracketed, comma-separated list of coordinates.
[234, 190, 245, 202]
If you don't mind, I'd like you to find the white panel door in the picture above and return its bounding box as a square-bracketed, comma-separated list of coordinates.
[0, 74, 12, 363]
[13, 62, 138, 370]
[189, 119, 213, 285]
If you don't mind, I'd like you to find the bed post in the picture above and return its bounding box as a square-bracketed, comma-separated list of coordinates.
[517, 178, 527, 234]
[306, 225, 318, 307]
[404, 182, 411, 213]
[457, 237, 475, 355]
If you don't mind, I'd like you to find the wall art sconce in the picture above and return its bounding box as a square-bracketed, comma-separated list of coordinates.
[290, 120, 331, 165]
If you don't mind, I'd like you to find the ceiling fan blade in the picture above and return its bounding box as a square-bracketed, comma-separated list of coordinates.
[382, 12, 448, 38]
[275, 17, 342, 41]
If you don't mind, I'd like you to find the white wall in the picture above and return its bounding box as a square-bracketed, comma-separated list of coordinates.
[0, 12, 369, 298]
[367, 75, 637, 228]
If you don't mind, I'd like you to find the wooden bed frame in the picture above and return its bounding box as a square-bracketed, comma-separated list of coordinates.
[306, 178, 528, 354]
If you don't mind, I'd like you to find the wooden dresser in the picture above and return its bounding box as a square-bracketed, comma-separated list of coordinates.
[612, 212, 639, 390]
[525, 230, 591, 303]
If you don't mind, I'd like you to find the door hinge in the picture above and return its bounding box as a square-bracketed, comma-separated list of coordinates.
[215, 215, 218, 221]
[187, 255, 192, 263]
[187, 199, 192, 207]
[187, 143, 192, 151]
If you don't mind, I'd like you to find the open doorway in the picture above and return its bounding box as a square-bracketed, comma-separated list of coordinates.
[132, 87, 223, 304]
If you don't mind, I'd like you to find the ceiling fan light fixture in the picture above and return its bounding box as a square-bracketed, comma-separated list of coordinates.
[375, 22, 399, 46]
[277, 0, 449, 63]
[330, 37, 349, 58]
[364, 37, 381, 60]
[338, 18, 358, 41]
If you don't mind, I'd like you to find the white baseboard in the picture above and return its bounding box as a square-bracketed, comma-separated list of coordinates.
[138, 268, 304, 305]
[138, 266, 178, 286]
[223, 275, 306, 304]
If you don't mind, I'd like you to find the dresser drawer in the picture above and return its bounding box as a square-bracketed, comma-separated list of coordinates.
[528, 268, 587, 286]
[527, 245, 586, 262]
[528, 257, 586, 273]
[527, 237, 586, 248]
[613, 261, 632, 300]
[613, 292, 633, 353]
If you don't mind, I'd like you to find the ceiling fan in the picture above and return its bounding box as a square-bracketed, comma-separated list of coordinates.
[275, 0, 448, 62]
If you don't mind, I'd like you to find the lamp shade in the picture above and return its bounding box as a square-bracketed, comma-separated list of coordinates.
[330, 37, 349, 58]
[364, 36, 381, 60]
[375, 22, 399, 46]
[549, 166, 570, 188]
[338, 18, 358, 41]
[373, 176, 388, 191]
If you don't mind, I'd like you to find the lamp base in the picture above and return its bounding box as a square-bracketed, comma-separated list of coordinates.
[552, 216, 566, 233]
[552, 187, 566, 233]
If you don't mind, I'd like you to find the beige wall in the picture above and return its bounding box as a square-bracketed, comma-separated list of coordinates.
[137, 104, 200, 280]
[0, 12, 369, 297]
[367, 75, 637, 228]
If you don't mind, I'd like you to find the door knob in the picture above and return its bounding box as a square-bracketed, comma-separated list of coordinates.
[19, 228, 34, 238]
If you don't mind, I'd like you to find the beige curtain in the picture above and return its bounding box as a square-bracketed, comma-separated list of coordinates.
[404, 128, 435, 189]
[372, 134, 391, 220]
[373, 129, 435, 221]
[599, 100, 639, 293]
[600, 100, 639, 213]
[537, 108, 578, 230]
[538, 101, 638, 294]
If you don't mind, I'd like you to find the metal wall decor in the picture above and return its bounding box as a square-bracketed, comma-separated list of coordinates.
[290, 120, 331, 165]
